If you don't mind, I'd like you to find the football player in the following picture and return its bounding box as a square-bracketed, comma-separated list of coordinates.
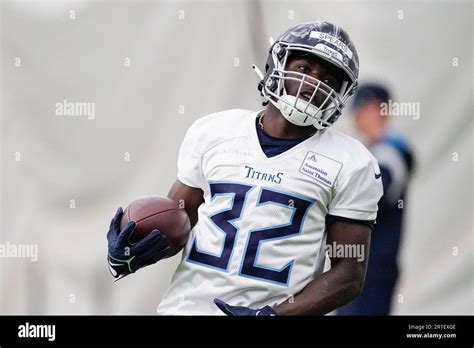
[107, 21, 384, 315]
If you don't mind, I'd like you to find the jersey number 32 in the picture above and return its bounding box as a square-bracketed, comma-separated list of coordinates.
[187, 182, 314, 286]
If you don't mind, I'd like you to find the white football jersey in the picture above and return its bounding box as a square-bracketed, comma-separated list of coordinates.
[157, 109, 383, 315]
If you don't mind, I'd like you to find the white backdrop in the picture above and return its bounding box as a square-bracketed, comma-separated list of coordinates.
[1, 0, 472, 314]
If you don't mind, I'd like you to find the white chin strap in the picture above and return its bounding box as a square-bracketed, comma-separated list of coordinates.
[276, 93, 328, 128]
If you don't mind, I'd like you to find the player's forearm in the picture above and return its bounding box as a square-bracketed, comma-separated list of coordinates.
[167, 179, 204, 229]
[274, 260, 363, 315]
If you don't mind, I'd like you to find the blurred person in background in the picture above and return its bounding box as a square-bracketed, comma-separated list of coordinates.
[337, 83, 415, 315]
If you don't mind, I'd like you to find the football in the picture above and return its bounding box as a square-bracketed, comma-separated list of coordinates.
[120, 196, 191, 257]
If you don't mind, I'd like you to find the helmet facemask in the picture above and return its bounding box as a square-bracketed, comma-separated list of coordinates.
[261, 43, 356, 129]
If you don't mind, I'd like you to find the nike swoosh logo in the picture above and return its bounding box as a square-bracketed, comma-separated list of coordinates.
[375, 173, 382, 179]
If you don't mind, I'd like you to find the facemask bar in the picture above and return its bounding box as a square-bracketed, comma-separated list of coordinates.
[295, 76, 331, 117]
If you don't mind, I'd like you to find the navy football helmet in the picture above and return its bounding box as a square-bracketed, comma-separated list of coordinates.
[255, 21, 359, 129]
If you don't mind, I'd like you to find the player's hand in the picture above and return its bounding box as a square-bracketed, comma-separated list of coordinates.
[107, 207, 170, 281]
[214, 298, 277, 316]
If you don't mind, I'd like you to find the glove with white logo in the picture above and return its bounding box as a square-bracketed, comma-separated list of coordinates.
[214, 298, 278, 316]
[107, 207, 170, 280]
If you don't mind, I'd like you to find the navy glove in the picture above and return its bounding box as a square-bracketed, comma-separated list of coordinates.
[107, 207, 170, 280]
[214, 298, 277, 316]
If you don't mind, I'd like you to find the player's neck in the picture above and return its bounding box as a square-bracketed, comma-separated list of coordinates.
[261, 104, 317, 140]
